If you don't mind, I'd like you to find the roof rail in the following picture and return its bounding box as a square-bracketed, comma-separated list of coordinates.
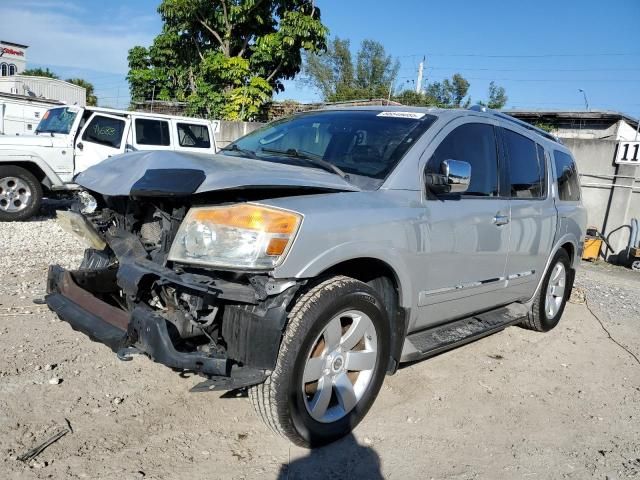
[468, 105, 562, 144]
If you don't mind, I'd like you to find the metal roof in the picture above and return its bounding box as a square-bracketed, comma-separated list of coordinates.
[503, 109, 639, 129]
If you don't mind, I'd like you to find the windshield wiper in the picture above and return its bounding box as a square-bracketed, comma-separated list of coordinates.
[260, 147, 349, 181]
[219, 144, 259, 159]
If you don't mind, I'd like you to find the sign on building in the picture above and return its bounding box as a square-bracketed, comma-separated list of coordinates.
[615, 141, 640, 165]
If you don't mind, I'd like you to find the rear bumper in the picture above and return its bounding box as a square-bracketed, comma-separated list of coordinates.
[45, 265, 269, 390]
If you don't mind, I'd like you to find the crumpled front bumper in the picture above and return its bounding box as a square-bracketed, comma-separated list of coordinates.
[45, 265, 269, 390]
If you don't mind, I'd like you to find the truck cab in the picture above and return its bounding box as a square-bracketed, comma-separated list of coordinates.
[0, 106, 220, 221]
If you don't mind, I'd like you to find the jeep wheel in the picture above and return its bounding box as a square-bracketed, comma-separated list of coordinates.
[521, 249, 572, 332]
[249, 276, 390, 448]
[0, 166, 43, 221]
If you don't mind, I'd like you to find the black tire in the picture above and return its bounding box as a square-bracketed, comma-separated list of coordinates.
[521, 249, 573, 332]
[249, 276, 390, 448]
[0, 166, 43, 221]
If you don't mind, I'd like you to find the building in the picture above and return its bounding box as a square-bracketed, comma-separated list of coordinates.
[0, 76, 86, 106]
[506, 109, 640, 261]
[506, 110, 639, 141]
[0, 40, 28, 77]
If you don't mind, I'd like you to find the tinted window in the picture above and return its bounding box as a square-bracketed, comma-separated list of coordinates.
[177, 123, 211, 148]
[503, 128, 545, 198]
[82, 115, 125, 148]
[135, 118, 171, 146]
[427, 123, 499, 196]
[553, 150, 580, 201]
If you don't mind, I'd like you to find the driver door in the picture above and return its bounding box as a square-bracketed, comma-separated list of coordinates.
[74, 113, 130, 175]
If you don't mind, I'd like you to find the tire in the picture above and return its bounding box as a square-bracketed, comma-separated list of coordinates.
[521, 249, 573, 332]
[249, 276, 390, 448]
[0, 166, 43, 221]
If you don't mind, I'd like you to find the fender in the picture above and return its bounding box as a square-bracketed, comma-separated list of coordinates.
[0, 150, 66, 189]
[280, 241, 414, 309]
[524, 232, 580, 306]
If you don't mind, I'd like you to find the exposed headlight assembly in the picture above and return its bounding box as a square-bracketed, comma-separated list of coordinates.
[168, 204, 302, 269]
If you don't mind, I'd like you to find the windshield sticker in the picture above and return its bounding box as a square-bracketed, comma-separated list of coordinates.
[377, 111, 426, 119]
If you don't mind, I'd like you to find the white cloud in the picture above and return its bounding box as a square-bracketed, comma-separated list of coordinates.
[0, 4, 157, 74]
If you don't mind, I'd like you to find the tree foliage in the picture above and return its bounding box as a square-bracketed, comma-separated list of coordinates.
[127, 0, 328, 120]
[21, 67, 59, 79]
[396, 76, 508, 110]
[304, 37, 399, 102]
[65, 78, 98, 106]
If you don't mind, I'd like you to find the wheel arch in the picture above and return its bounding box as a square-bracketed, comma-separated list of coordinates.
[309, 256, 409, 374]
[0, 154, 65, 190]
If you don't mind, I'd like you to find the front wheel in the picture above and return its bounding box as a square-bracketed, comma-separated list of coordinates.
[0, 166, 43, 221]
[249, 276, 390, 448]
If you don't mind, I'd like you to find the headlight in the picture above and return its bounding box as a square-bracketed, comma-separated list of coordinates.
[168, 204, 302, 269]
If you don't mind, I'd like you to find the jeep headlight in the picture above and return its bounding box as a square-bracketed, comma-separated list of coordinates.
[168, 204, 302, 269]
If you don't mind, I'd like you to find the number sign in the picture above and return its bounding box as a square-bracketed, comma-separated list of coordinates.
[615, 141, 640, 165]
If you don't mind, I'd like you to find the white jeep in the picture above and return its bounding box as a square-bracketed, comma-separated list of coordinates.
[0, 106, 220, 221]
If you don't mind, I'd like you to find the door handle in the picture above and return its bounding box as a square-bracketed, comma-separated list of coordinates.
[493, 214, 509, 226]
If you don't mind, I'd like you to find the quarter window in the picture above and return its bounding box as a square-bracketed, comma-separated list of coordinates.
[553, 150, 580, 201]
[135, 118, 171, 146]
[82, 115, 126, 149]
[503, 128, 545, 199]
[427, 123, 499, 197]
[177, 123, 211, 148]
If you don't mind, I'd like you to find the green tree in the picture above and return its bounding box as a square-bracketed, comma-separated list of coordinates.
[21, 67, 59, 79]
[485, 81, 508, 109]
[304, 37, 399, 101]
[127, 0, 327, 120]
[424, 74, 470, 108]
[66, 78, 98, 106]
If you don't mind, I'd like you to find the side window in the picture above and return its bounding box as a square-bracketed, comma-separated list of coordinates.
[503, 128, 545, 199]
[427, 123, 499, 197]
[135, 118, 171, 146]
[177, 123, 211, 148]
[82, 115, 126, 148]
[553, 150, 581, 201]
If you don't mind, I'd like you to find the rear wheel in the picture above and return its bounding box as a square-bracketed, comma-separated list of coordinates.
[521, 249, 572, 332]
[249, 276, 390, 448]
[0, 166, 43, 221]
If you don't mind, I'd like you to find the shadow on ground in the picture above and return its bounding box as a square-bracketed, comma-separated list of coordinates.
[277, 434, 383, 480]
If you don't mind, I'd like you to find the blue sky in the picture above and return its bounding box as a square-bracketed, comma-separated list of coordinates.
[1, 0, 639, 117]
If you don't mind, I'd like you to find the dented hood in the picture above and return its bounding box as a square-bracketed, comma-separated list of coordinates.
[75, 150, 360, 196]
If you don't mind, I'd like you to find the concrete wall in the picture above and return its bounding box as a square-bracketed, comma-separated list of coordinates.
[562, 137, 640, 257]
[215, 120, 263, 148]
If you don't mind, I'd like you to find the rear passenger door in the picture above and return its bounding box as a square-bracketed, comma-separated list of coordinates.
[500, 127, 557, 301]
[133, 117, 172, 151]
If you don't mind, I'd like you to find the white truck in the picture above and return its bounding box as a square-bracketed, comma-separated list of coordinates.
[0, 106, 220, 221]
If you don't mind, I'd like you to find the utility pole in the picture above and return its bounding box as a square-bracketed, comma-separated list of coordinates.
[416, 56, 425, 94]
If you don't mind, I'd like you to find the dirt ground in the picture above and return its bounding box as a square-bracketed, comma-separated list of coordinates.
[1, 211, 639, 479]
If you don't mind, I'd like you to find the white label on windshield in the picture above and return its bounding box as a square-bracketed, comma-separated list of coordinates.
[377, 111, 426, 119]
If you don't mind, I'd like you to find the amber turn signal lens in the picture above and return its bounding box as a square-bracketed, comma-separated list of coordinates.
[192, 204, 300, 234]
[266, 237, 290, 256]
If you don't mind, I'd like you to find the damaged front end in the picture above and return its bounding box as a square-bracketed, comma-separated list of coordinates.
[47, 194, 304, 391]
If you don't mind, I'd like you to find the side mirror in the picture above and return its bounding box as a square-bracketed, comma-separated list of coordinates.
[425, 159, 471, 195]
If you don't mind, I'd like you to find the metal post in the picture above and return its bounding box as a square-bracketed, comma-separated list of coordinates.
[578, 88, 589, 111]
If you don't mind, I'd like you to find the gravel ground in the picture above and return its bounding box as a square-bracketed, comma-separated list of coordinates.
[1, 203, 639, 479]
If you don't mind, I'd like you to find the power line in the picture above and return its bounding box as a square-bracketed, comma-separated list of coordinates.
[398, 52, 640, 59]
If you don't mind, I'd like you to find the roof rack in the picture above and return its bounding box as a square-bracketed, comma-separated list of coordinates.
[468, 105, 562, 144]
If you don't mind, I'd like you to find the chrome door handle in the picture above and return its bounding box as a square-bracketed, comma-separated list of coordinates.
[493, 214, 509, 226]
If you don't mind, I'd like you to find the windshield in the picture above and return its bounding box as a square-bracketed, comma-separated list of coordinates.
[36, 107, 78, 135]
[223, 110, 437, 189]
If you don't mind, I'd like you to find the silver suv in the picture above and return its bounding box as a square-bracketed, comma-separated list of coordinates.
[46, 106, 586, 447]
